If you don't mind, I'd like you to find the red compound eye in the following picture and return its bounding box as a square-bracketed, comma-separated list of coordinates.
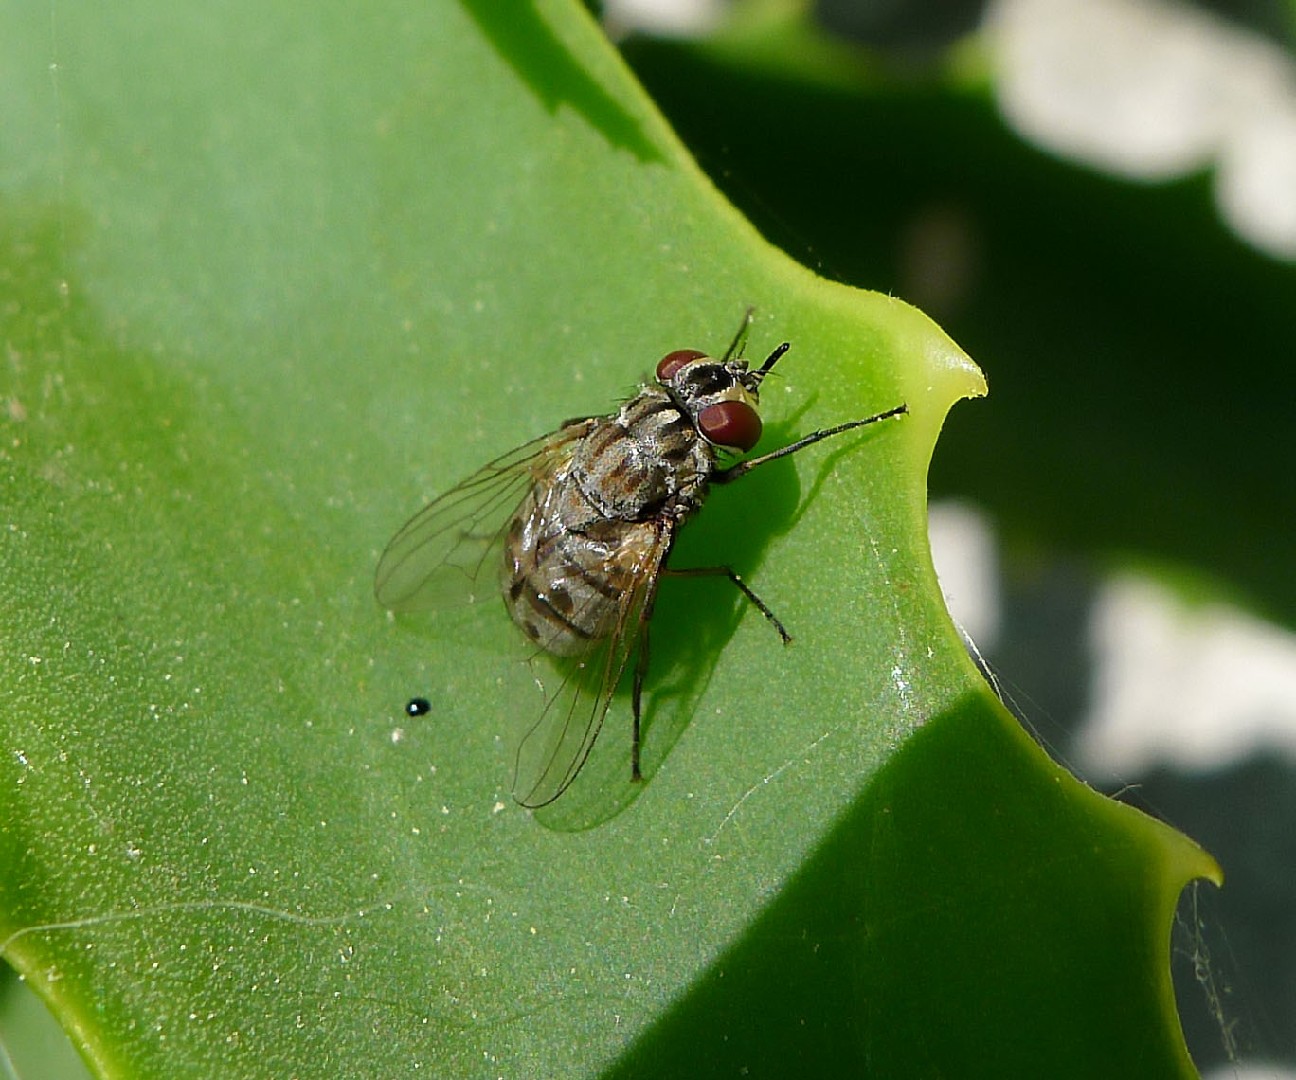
[698, 401, 762, 451]
[656, 349, 707, 382]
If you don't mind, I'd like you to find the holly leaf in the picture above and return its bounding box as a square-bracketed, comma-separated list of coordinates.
[0, 2, 1216, 1077]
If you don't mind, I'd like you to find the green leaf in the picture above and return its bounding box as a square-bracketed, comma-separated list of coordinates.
[0, 3, 1216, 1078]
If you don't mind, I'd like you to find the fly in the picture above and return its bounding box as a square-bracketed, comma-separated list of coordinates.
[375, 312, 908, 807]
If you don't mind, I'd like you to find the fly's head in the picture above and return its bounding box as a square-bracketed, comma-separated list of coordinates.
[655, 341, 790, 454]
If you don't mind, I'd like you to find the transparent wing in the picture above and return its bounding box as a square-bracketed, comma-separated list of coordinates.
[512, 522, 674, 808]
[374, 420, 596, 612]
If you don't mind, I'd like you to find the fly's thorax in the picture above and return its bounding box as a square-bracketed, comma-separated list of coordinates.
[570, 387, 713, 522]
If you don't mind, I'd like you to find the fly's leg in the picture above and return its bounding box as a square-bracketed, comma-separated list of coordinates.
[722, 307, 791, 372]
[713, 403, 909, 484]
[631, 620, 649, 783]
[664, 566, 792, 644]
[630, 531, 674, 783]
[721, 307, 756, 361]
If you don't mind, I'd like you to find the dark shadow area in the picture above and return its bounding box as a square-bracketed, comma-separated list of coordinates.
[1125, 753, 1296, 1069]
[984, 554, 1100, 755]
[816, 0, 987, 55]
[622, 37, 1296, 629]
[457, 0, 661, 161]
[604, 690, 1202, 1078]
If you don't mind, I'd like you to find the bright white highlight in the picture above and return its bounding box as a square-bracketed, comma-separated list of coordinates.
[928, 500, 1001, 653]
[992, 0, 1296, 259]
[602, 0, 728, 38]
[1079, 574, 1296, 776]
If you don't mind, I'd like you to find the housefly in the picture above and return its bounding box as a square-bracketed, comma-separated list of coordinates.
[375, 313, 907, 808]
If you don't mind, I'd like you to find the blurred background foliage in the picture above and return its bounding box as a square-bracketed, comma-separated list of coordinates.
[612, 0, 1296, 1074]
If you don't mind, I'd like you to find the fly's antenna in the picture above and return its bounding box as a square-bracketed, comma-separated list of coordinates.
[722, 307, 756, 361]
[756, 341, 791, 377]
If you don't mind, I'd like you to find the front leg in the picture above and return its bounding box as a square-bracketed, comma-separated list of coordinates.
[714, 404, 908, 484]
[664, 565, 791, 643]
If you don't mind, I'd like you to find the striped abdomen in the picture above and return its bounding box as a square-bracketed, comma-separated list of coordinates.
[500, 387, 713, 656]
[502, 476, 662, 655]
